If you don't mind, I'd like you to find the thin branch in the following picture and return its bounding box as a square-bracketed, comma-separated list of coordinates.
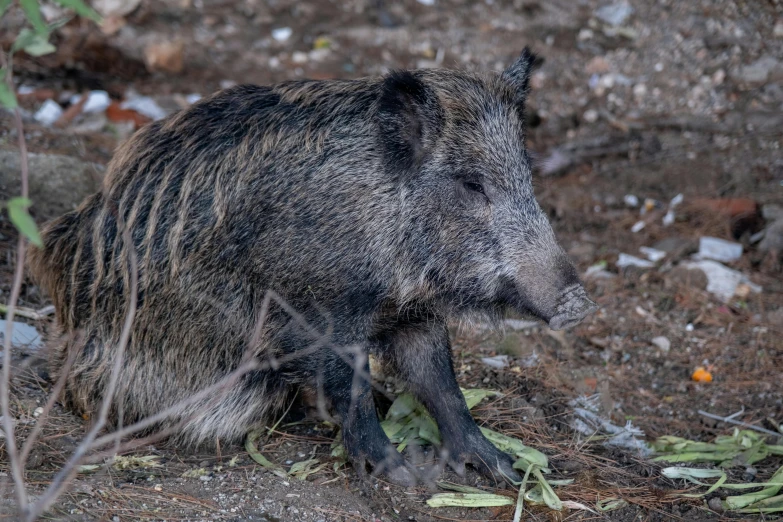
[22, 226, 139, 521]
[19, 338, 80, 465]
[0, 304, 55, 321]
[0, 47, 31, 516]
[697, 410, 782, 437]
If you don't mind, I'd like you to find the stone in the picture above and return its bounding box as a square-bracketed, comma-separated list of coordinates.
[0, 149, 104, 222]
[594, 2, 634, 26]
[737, 56, 783, 85]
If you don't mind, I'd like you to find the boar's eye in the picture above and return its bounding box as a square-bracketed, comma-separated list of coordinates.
[463, 181, 485, 195]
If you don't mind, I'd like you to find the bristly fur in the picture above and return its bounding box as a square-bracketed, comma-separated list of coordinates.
[28, 49, 586, 461]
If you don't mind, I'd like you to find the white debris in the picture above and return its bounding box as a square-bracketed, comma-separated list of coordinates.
[698, 236, 743, 263]
[33, 99, 63, 126]
[80, 91, 111, 114]
[417, 0, 436, 4]
[681, 259, 762, 301]
[639, 246, 666, 262]
[292, 51, 308, 64]
[631, 220, 646, 233]
[570, 395, 651, 456]
[584, 266, 616, 279]
[623, 194, 639, 208]
[650, 336, 671, 352]
[669, 193, 684, 207]
[272, 27, 292, 42]
[481, 355, 510, 369]
[617, 253, 655, 268]
[594, 2, 634, 26]
[0, 319, 43, 349]
[120, 96, 167, 121]
[33, 407, 44, 417]
[583, 109, 599, 123]
[503, 319, 540, 331]
[92, 0, 141, 18]
[662, 209, 675, 226]
[185, 93, 202, 105]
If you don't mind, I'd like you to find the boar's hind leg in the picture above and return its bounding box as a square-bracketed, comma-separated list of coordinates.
[320, 350, 416, 486]
[382, 320, 521, 485]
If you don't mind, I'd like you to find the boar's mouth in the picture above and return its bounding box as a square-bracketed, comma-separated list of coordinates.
[546, 284, 598, 331]
[495, 278, 597, 331]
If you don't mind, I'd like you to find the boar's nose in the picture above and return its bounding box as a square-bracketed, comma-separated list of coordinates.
[548, 285, 598, 331]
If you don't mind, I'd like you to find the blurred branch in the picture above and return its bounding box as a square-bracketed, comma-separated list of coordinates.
[0, 43, 32, 517]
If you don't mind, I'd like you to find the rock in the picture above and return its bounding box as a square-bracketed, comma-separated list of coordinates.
[639, 246, 666, 262]
[585, 56, 610, 75]
[616, 253, 655, 268]
[78, 91, 112, 114]
[144, 40, 185, 74]
[0, 320, 42, 350]
[0, 149, 104, 221]
[650, 336, 670, 353]
[762, 204, 783, 222]
[33, 99, 63, 126]
[667, 265, 708, 291]
[272, 27, 292, 42]
[758, 219, 783, 253]
[120, 95, 168, 121]
[698, 236, 743, 263]
[708, 497, 724, 513]
[680, 260, 761, 301]
[92, 0, 141, 18]
[736, 56, 783, 85]
[775, 21, 783, 38]
[594, 2, 634, 26]
[480, 355, 509, 369]
[652, 237, 698, 258]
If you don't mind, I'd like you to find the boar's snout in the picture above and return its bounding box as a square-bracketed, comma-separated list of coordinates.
[547, 284, 598, 331]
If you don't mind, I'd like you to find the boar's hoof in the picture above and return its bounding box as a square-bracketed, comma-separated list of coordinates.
[548, 285, 598, 331]
[446, 438, 521, 485]
[359, 447, 418, 487]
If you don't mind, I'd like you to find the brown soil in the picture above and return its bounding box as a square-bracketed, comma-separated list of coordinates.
[1, 0, 782, 520]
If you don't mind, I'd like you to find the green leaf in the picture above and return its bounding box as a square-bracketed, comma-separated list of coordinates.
[21, 31, 56, 56]
[725, 465, 783, 510]
[533, 467, 563, 511]
[245, 430, 287, 479]
[7, 197, 42, 247]
[12, 28, 39, 52]
[596, 498, 628, 512]
[20, 0, 47, 34]
[52, 0, 101, 22]
[461, 388, 501, 410]
[426, 493, 514, 508]
[0, 73, 17, 109]
[289, 458, 325, 481]
[436, 481, 487, 494]
[512, 459, 534, 522]
[481, 427, 549, 469]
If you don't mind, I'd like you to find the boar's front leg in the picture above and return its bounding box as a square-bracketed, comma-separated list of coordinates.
[319, 348, 417, 486]
[380, 319, 521, 485]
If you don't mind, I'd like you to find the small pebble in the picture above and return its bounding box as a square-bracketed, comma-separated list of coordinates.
[272, 27, 292, 42]
[708, 497, 724, 512]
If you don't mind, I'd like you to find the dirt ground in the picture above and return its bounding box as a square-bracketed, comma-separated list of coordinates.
[1, 0, 783, 520]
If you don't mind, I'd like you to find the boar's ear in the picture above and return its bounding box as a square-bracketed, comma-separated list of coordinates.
[501, 47, 538, 105]
[377, 71, 444, 175]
